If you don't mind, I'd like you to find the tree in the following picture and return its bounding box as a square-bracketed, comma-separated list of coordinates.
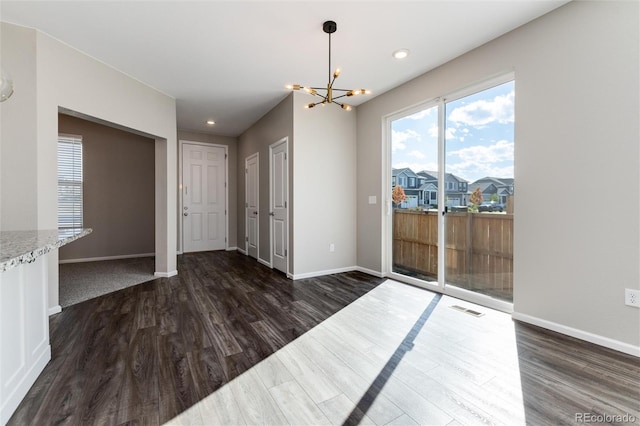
[392, 185, 407, 206]
[489, 193, 499, 202]
[469, 187, 483, 212]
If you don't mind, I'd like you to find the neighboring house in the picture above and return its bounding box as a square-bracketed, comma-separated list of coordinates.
[392, 168, 427, 208]
[419, 170, 469, 207]
[392, 168, 469, 208]
[468, 177, 515, 205]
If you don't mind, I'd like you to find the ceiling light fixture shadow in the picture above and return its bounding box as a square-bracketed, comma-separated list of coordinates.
[286, 20, 370, 111]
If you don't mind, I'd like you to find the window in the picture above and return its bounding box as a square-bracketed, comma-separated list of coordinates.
[399, 176, 407, 187]
[58, 134, 83, 229]
[409, 177, 416, 187]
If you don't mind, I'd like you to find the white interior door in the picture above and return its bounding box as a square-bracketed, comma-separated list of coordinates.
[270, 139, 288, 274]
[245, 153, 259, 259]
[183, 143, 226, 253]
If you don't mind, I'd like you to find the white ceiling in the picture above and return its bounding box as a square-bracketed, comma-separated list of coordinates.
[1, 1, 569, 137]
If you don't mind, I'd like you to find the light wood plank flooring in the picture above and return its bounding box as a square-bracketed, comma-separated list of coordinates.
[9, 251, 640, 425]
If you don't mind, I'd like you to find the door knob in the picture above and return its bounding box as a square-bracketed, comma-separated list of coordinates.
[253, 211, 258, 215]
[183, 212, 188, 217]
[269, 212, 275, 216]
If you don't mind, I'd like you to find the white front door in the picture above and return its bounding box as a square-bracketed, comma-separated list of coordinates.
[182, 143, 226, 253]
[245, 153, 259, 259]
[270, 138, 288, 274]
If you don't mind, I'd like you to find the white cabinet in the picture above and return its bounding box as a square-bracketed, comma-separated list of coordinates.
[0, 255, 51, 425]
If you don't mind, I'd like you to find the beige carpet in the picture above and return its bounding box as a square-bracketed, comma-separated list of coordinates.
[59, 257, 156, 308]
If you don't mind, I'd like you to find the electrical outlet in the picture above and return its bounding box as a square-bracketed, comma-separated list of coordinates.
[329, 243, 335, 252]
[625, 288, 640, 308]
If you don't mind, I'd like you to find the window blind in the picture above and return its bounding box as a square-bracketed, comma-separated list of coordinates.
[58, 134, 83, 229]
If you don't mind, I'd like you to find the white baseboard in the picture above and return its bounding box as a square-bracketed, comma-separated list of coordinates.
[237, 247, 247, 255]
[59, 253, 155, 264]
[154, 270, 178, 278]
[258, 258, 271, 268]
[226, 246, 238, 252]
[48, 305, 62, 316]
[355, 266, 385, 278]
[292, 266, 358, 280]
[512, 312, 640, 358]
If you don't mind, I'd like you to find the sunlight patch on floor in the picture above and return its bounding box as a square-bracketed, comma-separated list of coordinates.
[167, 279, 526, 425]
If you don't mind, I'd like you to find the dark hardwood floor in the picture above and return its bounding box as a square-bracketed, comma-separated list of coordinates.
[9, 251, 383, 425]
[8, 251, 639, 425]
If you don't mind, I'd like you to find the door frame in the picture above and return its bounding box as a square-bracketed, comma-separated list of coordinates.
[269, 137, 289, 276]
[383, 73, 514, 313]
[244, 152, 259, 258]
[178, 140, 229, 254]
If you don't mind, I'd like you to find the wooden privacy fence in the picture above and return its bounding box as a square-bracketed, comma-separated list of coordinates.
[393, 210, 513, 296]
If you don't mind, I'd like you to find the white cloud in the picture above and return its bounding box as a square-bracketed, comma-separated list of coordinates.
[393, 160, 439, 174]
[446, 140, 514, 181]
[392, 129, 420, 152]
[409, 150, 426, 159]
[427, 124, 457, 140]
[448, 139, 513, 163]
[406, 108, 434, 120]
[448, 90, 514, 127]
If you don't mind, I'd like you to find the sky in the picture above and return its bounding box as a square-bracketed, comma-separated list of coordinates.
[392, 80, 514, 183]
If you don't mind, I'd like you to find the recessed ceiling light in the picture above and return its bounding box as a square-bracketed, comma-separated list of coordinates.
[206, 120, 215, 125]
[393, 49, 410, 60]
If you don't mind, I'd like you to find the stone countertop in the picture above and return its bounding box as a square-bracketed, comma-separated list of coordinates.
[0, 228, 92, 273]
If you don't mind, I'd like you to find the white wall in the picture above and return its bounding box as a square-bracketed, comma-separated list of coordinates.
[356, 1, 639, 351]
[0, 23, 178, 311]
[0, 24, 38, 230]
[292, 92, 357, 277]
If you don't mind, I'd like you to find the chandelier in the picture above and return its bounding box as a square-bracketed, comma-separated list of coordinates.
[286, 20, 370, 111]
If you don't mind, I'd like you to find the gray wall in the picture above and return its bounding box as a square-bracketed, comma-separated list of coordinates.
[356, 1, 639, 349]
[235, 92, 358, 277]
[177, 131, 238, 250]
[58, 114, 155, 260]
[291, 92, 357, 276]
[237, 94, 293, 269]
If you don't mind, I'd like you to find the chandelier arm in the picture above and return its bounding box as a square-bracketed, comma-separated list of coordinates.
[292, 20, 366, 111]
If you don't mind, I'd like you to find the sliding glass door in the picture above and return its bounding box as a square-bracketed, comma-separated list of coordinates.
[390, 78, 515, 306]
[391, 105, 440, 286]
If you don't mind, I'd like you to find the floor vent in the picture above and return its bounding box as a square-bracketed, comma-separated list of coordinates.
[450, 305, 485, 317]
